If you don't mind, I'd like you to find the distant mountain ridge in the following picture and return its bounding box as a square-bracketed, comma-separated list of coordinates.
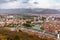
[0, 8, 60, 14]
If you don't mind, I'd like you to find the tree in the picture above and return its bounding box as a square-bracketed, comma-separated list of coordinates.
[40, 27, 44, 30]
[26, 21, 31, 24]
[42, 17, 46, 21]
[23, 23, 32, 27]
[14, 35, 20, 40]
[7, 37, 12, 40]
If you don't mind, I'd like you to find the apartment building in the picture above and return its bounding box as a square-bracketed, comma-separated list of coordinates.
[43, 21, 60, 33]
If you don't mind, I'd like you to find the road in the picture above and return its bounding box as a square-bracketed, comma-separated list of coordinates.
[20, 27, 57, 38]
[3, 26, 58, 39]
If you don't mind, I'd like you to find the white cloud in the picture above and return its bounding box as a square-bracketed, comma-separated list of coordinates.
[0, 1, 19, 9]
[0, 0, 31, 9]
[34, 0, 51, 8]
[0, 0, 60, 9]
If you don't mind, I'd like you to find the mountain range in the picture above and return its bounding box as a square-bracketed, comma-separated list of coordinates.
[0, 8, 60, 14]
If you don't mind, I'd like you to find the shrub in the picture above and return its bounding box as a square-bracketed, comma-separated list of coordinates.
[14, 35, 20, 40]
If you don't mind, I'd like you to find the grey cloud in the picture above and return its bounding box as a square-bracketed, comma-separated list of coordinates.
[0, 0, 17, 4]
[0, 0, 7, 3]
[0, 0, 30, 4]
[21, 0, 29, 3]
[33, 2, 39, 4]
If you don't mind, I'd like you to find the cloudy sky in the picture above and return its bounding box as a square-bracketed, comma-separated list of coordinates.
[0, 0, 60, 9]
